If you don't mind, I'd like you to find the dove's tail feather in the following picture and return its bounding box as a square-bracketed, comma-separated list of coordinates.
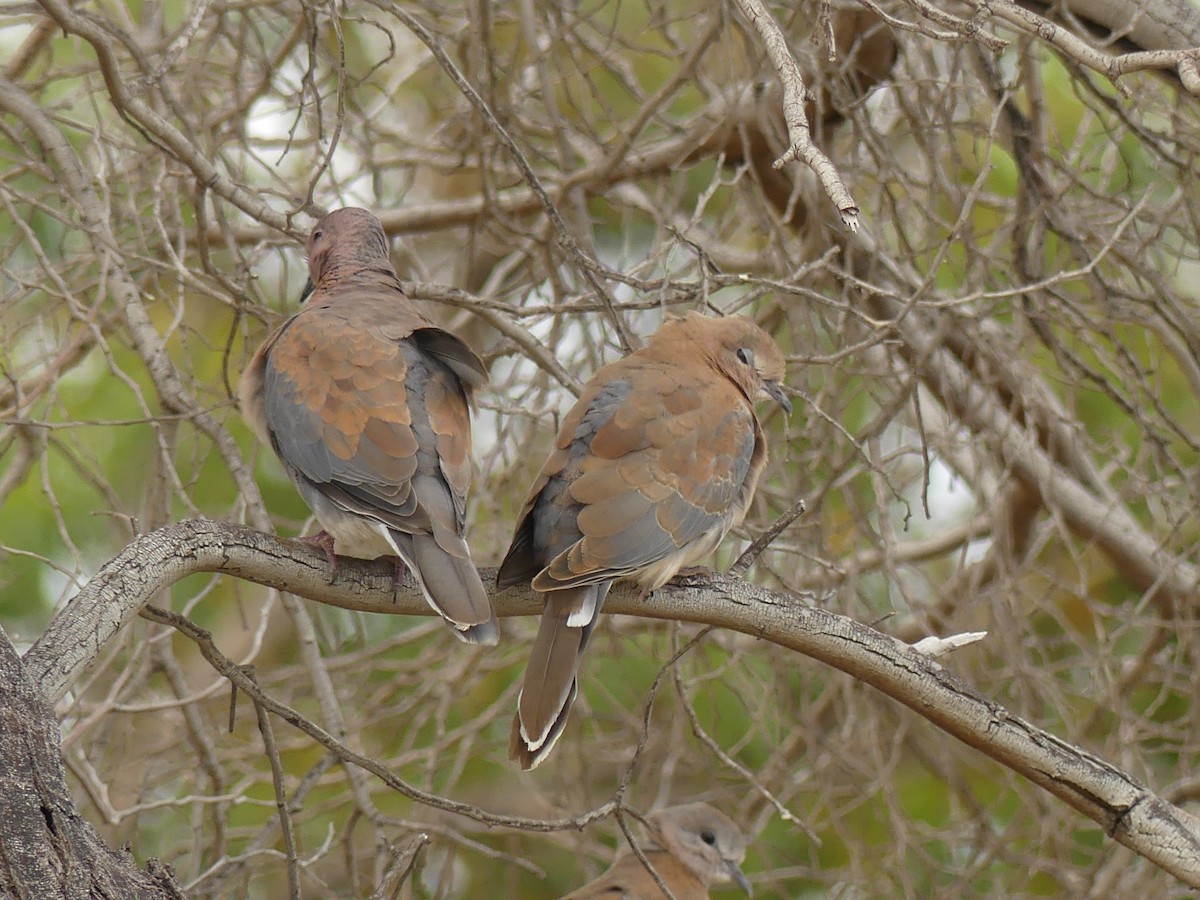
[405, 532, 499, 646]
[510, 583, 609, 769]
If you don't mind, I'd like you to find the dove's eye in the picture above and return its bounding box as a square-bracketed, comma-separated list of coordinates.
[736, 347, 754, 367]
[701, 830, 716, 846]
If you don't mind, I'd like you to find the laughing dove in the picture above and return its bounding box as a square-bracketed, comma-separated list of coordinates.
[497, 312, 790, 768]
[561, 803, 753, 899]
[239, 207, 499, 645]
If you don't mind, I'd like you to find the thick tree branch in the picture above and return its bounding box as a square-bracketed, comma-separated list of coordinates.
[22, 519, 1200, 889]
[928, 0, 1200, 95]
[864, 282, 1200, 608]
[1022, 0, 1200, 51]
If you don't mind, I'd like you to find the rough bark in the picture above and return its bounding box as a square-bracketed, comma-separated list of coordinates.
[0, 631, 184, 899]
[1034, 0, 1200, 50]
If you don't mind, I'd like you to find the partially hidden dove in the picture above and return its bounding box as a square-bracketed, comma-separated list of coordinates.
[497, 312, 790, 768]
[560, 803, 753, 899]
[239, 207, 498, 645]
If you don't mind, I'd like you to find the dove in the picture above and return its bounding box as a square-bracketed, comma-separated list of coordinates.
[497, 312, 790, 768]
[560, 803, 753, 899]
[239, 207, 499, 645]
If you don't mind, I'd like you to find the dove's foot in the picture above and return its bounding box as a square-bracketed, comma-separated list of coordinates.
[299, 530, 339, 580]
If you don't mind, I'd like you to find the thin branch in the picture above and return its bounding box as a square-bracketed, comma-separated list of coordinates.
[137, 602, 618, 835]
[870, 0, 1008, 50]
[729, 0, 860, 229]
[615, 809, 680, 900]
[371, 2, 637, 352]
[367, 833, 430, 900]
[671, 648, 814, 838]
[242, 665, 302, 900]
[33, 0, 296, 236]
[731, 497, 806, 576]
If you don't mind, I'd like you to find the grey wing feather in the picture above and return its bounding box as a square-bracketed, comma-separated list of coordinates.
[412, 327, 488, 391]
[261, 365, 328, 479]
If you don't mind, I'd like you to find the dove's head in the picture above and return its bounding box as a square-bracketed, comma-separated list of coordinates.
[304, 207, 391, 291]
[651, 803, 754, 895]
[660, 312, 792, 415]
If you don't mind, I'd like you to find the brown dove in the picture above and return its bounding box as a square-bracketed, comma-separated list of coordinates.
[560, 803, 753, 899]
[497, 312, 790, 768]
[239, 207, 498, 645]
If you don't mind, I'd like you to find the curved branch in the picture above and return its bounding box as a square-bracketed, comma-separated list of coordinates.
[22, 518, 1200, 889]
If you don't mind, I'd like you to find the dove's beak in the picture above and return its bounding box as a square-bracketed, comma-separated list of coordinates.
[764, 380, 792, 415]
[726, 858, 753, 895]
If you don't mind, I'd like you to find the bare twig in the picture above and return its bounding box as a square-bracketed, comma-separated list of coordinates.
[139, 601, 619, 834]
[910, 631, 988, 658]
[615, 809, 680, 900]
[242, 664, 302, 900]
[729, 0, 860, 229]
[671, 649, 815, 839]
[877, 0, 1008, 49]
[369, 2, 637, 351]
[367, 833, 430, 900]
[731, 497, 807, 576]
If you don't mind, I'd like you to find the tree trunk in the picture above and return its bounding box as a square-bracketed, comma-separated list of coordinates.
[0, 630, 184, 899]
